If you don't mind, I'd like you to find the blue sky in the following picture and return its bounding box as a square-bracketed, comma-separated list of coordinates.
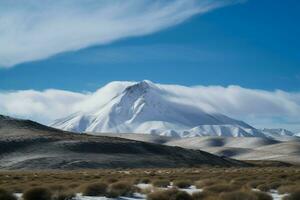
[0, 0, 300, 131]
[0, 0, 299, 92]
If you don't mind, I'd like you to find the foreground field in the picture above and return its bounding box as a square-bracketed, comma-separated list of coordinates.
[0, 167, 300, 200]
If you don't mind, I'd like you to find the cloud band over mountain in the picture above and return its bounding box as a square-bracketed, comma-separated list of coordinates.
[0, 81, 300, 131]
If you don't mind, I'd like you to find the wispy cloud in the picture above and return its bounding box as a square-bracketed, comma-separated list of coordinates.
[0, 0, 242, 68]
[1, 82, 300, 131]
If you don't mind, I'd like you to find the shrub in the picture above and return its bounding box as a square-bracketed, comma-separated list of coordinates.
[147, 190, 172, 200]
[107, 181, 135, 198]
[52, 191, 75, 200]
[82, 182, 108, 196]
[195, 179, 218, 189]
[192, 191, 218, 200]
[147, 189, 192, 200]
[203, 183, 240, 193]
[247, 180, 265, 188]
[173, 191, 192, 200]
[253, 191, 273, 200]
[23, 187, 52, 200]
[218, 191, 257, 200]
[278, 185, 300, 194]
[257, 182, 282, 192]
[0, 188, 17, 200]
[283, 190, 300, 200]
[140, 178, 151, 184]
[173, 180, 192, 189]
[152, 180, 170, 188]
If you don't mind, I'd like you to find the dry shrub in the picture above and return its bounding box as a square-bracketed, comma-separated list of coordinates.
[173, 180, 192, 189]
[107, 181, 135, 198]
[247, 180, 266, 188]
[218, 190, 257, 200]
[147, 189, 172, 200]
[253, 191, 273, 200]
[173, 191, 193, 200]
[82, 182, 108, 196]
[195, 179, 219, 189]
[52, 191, 75, 200]
[203, 183, 240, 193]
[0, 188, 17, 200]
[152, 180, 170, 188]
[283, 190, 300, 200]
[192, 191, 217, 200]
[278, 185, 300, 194]
[147, 189, 192, 200]
[257, 181, 282, 192]
[140, 178, 151, 184]
[23, 187, 52, 200]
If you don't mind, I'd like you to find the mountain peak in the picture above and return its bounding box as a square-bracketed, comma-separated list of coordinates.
[124, 80, 156, 95]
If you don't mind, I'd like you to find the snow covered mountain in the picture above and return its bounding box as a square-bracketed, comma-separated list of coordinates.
[260, 128, 295, 137]
[50, 80, 286, 138]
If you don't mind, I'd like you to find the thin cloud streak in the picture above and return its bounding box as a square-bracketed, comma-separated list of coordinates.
[0, 0, 241, 68]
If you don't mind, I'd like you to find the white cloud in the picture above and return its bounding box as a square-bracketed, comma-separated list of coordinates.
[1, 82, 300, 132]
[0, 0, 240, 68]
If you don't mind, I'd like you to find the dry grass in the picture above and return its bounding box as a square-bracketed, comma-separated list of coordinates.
[0, 166, 299, 198]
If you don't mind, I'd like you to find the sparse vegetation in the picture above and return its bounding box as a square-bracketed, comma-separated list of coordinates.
[173, 180, 192, 188]
[0, 167, 299, 199]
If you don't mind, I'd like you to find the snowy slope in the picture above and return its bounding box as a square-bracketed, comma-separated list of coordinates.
[259, 128, 297, 140]
[260, 128, 295, 137]
[51, 80, 268, 138]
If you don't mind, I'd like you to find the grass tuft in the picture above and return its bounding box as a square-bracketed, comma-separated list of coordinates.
[173, 180, 192, 189]
[82, 182, 108, 196]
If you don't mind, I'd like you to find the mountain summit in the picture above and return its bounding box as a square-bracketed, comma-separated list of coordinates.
[51, 81, 268, 138]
